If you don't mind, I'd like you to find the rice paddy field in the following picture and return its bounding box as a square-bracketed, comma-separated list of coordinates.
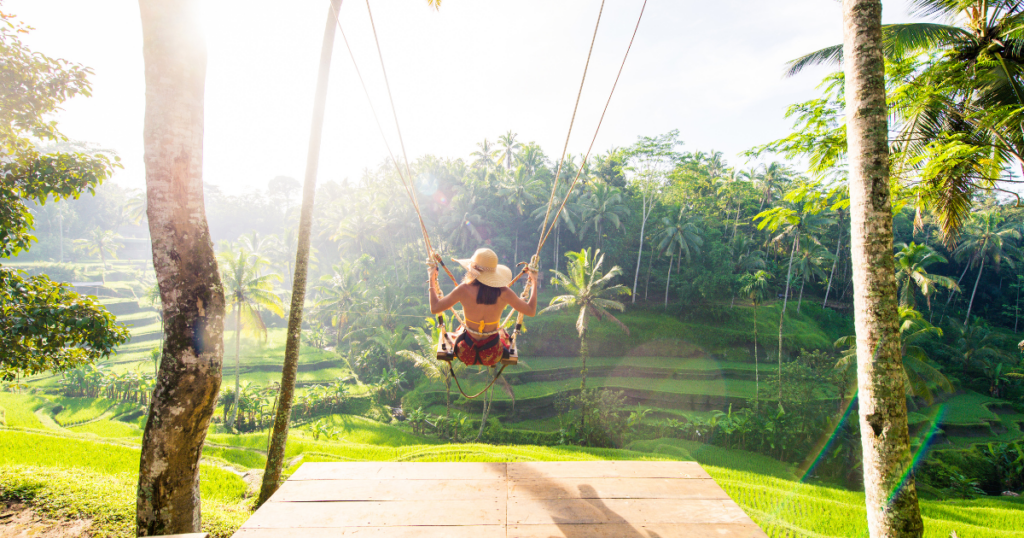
[2, 392, 1022, 538]
[3, 265, 1022, 536]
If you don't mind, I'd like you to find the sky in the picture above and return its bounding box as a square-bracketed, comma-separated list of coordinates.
[10, 0, 919, 195]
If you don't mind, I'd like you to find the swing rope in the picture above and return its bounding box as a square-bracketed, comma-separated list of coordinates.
[501, 0, 649, 330]
[448, 362, 507, 400]
[330, 0, 648, 398]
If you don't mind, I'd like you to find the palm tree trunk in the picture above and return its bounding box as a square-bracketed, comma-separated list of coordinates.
[644, 242, 654, 300]
[663, 255, 673, 307]
[823, 222, 843, 308]
[964, 257, 986, 327]
[100, 249, 107, 284]
[797, 278, 805, 314]
[753, 305, 759, 405]
[137, 1, 225, 534]
[259, 0, 340, 507]
[231, 305, 241, 430]
[731, 204, 742, 243]
[778, 233, 799, 364]
[842, 0, 924, 534]
[632, 207, 650, 304]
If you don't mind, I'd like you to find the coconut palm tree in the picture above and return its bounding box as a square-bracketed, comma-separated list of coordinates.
[541, 249, 630, 394]
[578, 183, 630, 250]
[498, 130, 521, 171]
[954, 212, 1021, 326]
[741, 270, 771, 402]
[74, 228, 123, 283]
[470, 138, 500, 170]
[788, 1, 1024, 242]
[314, 255, 371, 349]
[894, 242, 959, 310]
[654, 207, 704, 307]
[792, 239, 833, 313]
[839, 1, 925, 531]
[219, 248, 285, 431]
[500, 165, 543, 262]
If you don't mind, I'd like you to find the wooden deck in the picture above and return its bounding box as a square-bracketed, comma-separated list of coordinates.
[232, 461, 768, 537]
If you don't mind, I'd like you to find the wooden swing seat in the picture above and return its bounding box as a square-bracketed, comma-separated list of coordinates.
[436, 330, 518, 366]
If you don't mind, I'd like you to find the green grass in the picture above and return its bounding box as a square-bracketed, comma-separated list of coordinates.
[931, 391, 1003, 425]
[51, 397, 118, 426]
[0, 392, 47, 429]
[0, 430, 246, 502]
[70, 419, 144, 439]
[0, 465, 249, 538]
[517, 355, 769, 372]
[432, 376, 762, 401]
[628, 438, 799, 480]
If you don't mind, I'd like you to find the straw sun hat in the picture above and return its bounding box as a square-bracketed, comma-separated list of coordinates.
[454, 248, 513, 288]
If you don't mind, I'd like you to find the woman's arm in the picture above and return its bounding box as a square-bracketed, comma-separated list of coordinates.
[428, 267, 463, 314]
[502, 270, 538, 317]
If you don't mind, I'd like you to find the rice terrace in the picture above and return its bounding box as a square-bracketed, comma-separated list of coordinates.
[3, 0, 1024, 537]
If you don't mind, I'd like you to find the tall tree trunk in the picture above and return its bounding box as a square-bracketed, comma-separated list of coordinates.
[258, 0, 339, 506]
[843, 1, 924, 534]
[663, 255, 673, 307]
[137, 1, 225, 534]
[824, 218, 843, 307]
[474, 381, 492, 442]
[753, 305, 759, 405]
[964, 257, 985, 327]
[632, 208, 649, 303]
[231, 306, 241, 431]
[731, 203, 742, 243]
[778, 232, 799, 364]
[797, 278, 805, 314]
[644, 242, 654, 300]
[100, 249, 106, 284]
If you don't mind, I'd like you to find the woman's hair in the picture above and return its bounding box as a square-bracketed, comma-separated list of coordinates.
[472, 280, 502, 305]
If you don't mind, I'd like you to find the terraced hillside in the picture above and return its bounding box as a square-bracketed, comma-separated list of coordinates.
[2, 392, 1022, 538]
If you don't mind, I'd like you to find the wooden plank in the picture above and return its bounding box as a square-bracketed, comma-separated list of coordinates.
[234, 526, 506, 538]
[241, 500, 505, 528]
[507, 523, 769, 537]
[507, 461, 709, 479]
[270, 478, 506, 502]
[289, 462, 507, 481]
[508, 477, 730, 500]
[507, 498, 754, 525]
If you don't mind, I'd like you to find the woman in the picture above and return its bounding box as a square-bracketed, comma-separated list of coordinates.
[429, 248, 538, 366]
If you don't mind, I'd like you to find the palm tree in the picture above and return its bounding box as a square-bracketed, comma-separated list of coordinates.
[470, 138, 500, 170]
[578, 183, 630, 250]
[74, 228, 123, 283]
[124, 189, 147, 225]
[498, 131, 521, 171]
[954, 212, 1021, 326]
[792, 239, 833, 313]
[839, 1, 925, 532]
[398, 327, 464, 419]
[835, 307, 952, 405]
[219, 248, 285, 431]
[894, 242, 959, 310]
[541, 249, 630, 394]
[741, 270, 771, 402]
[756, 205, 831, 366]
[757, 162, 791, 211]
[946, 316, 1013, 374]
[788, 1, 1024, 241]
[654, 207, 703, 307]
[314, 255, 370, 349]
[500, 165, 543, 261]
